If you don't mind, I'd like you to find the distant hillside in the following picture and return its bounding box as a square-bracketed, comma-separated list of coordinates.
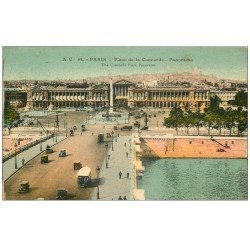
[4, 72, 247, 88]
[84, 72, 245, 86]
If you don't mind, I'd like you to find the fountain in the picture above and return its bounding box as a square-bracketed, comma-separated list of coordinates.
[88, 79, 129, 125]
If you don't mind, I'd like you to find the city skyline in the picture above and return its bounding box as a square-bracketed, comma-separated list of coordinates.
[3, 46, 248, 81]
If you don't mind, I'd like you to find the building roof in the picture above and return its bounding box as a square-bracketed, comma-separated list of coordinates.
[4, 88, 22, 92]
[113, 79, 136, 86]
[77, 166, 91, 177]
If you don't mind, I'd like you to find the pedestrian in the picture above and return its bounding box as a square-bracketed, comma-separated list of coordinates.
[118, 196, 123, 200]
[119, 171, 122, 179]
[108, 154, 110, 159]
[81, 132, 82, 135]
[126, 152, 128, 158]
[22, 158, 25, 165]
[124, 142, 126, 147]
[123, 196, 127, 200]
[127, 172, 129, 179]
[92, 132, 94, 136]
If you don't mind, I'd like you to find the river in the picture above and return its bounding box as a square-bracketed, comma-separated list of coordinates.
[137, 158, 247, 200]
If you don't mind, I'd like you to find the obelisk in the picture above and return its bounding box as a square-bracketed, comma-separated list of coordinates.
[109, 79, 114, 114]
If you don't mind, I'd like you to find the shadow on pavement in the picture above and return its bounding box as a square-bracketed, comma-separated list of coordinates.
[90, 177, 106, 187]
[67, 193, 76, 199]
[47, 159, 55, 163]
[29, 186, 40, 192]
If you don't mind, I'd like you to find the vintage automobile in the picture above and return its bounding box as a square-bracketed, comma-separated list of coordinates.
[141, 126, 149, 130]
[56, 188, 68, 200]
[73, 161, 82, 170]
[45, 145, 53, 154]
[70, 129, 74, 136]
[81, 124, 86, 132]
[19, 181, 30, 193]
[134, 121, 140, 127]
[217, 148, 226, 152]
[121, 125, 133, 131]
[73, 126, 77, 131]
[59, 149, 67, 157]
[77, 166, 91, 187]
[98, 134, 104, 143]
[41, 154, 49, 164]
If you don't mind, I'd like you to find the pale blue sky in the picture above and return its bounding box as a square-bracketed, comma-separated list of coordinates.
[2, 47, 248, 81]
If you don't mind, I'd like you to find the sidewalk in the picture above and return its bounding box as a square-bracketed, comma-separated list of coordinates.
[92, 136, 133, 200]
[3, 135, 66, 181]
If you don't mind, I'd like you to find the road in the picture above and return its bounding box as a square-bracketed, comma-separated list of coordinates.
[3, 128, 107, 200]
[3, 135, 66, 180]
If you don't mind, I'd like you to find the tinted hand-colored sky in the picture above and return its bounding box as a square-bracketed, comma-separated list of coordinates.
[3, 46, 247, 81]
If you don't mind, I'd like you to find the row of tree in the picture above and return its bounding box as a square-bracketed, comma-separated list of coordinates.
[4, 102, 20, 125]
[164, 96, 247, 136]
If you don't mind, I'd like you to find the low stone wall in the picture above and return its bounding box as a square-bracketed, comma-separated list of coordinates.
[141, 135, 247, 159]
[131, 134, 145, 200]
[2, 134, 54, 162]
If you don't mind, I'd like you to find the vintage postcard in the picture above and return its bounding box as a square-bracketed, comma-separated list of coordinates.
[2, 46, 248, 200]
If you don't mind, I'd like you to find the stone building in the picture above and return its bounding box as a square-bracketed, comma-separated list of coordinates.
[6, 79, 210, 111]
[128, 87, 210, 110]
[210, 90, 238, 105]
[3, 88, 27, 108]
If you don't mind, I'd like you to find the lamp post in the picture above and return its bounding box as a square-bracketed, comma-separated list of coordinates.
[111, 131, 114, 151]
[40, 140, 42, 151]
[117, 122, 120, 137]
[96, 166, 100, 199]
[137, 122, 141, 136]
[56, 111, 59, 132]
[53, 123, 55, 142]
[115, 123, 118, 142]
[66, 122, 68, 137]
[97, 185, 100, 200]
[14, 143, 18, 169]
[105, 143, 108, 168]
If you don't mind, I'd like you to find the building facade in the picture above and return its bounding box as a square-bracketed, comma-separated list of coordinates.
[128, 87, 210, 110]
[3, 88, 27, 108]
[210, 90, 238, 105]
[26, 87, 110, 109]
[5, 80, 211, 111]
